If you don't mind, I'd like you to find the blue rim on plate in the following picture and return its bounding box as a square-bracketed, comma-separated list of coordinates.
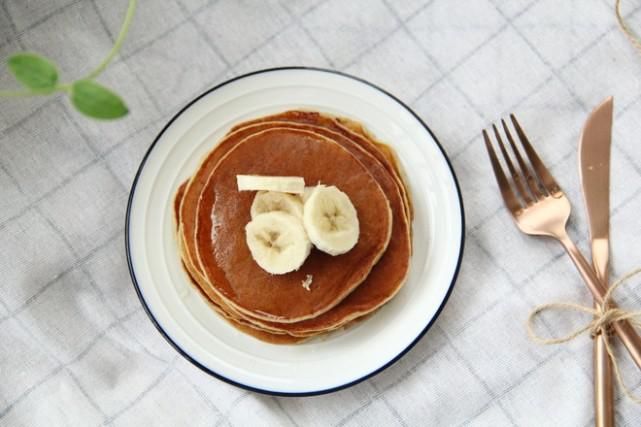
[125, 66, 466, 396]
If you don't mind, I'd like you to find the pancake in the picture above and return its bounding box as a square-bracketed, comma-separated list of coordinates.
[179, 113, 411, 334]
[175, 111, 412, 342]
[194, 127, 393, 323]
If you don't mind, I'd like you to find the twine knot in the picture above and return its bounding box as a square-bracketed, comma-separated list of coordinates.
[527, 268, 641, 403]
[590, 307, 627, 338]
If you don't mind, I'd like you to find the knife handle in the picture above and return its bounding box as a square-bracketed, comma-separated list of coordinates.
[594, 320, 614, 427]
[594, 251, 614, 427]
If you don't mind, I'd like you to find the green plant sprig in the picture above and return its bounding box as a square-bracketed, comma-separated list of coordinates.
[0, 0, 137, 120]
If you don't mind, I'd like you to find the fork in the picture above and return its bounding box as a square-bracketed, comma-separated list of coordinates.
[483, 115, 641, 370]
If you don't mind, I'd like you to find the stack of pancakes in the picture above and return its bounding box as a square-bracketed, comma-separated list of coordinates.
[175, 111, 412, 344]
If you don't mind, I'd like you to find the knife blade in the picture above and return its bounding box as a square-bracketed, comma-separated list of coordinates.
[579, 96, 614, 427]
[579, 96, 613, 280]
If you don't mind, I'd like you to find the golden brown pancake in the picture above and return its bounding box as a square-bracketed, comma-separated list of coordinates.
[194, 127, 393, 323]
[179, 113, 411, 334]
[175, 111, 412, 342]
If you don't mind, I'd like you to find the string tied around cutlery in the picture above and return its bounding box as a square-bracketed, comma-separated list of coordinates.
[527, 268, 641, 403]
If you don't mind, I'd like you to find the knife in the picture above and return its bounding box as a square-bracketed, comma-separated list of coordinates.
[579, 96, 614, 427]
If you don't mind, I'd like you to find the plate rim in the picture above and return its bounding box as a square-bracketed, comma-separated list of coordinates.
[125, 66, 466, 397]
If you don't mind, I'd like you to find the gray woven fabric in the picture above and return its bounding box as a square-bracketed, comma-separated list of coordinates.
[2, 0, 641, 425]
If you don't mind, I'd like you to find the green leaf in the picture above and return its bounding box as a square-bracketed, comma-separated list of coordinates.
[70, 80, 128, 120]
[8, 53, 59, 92]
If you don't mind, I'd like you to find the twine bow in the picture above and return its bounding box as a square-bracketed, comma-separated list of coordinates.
[527, 268, 641, 403]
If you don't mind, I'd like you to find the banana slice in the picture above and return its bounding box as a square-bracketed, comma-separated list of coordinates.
[237, 175, 305, 194]
[250, 191, 304, 219]
[245, 211, 312, 274]
[303, 185, 359, 256]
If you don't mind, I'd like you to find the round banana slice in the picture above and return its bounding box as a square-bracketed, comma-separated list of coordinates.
[303, 185, 360, 256]
[250, 191, 304, 219]
[245, 211, 312, 275]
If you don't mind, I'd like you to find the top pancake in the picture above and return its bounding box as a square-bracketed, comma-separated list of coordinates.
[193, 127, 393, 323]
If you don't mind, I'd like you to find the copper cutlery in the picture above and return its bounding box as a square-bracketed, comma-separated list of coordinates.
[482, 115, 641, 371]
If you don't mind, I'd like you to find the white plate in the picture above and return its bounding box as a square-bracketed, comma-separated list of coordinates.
[126, 68, 465, 396]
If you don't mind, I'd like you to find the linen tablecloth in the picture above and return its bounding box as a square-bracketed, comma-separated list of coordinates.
[2, 0, 641, 425]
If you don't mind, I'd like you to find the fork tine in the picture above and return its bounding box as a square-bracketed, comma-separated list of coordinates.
[492, 124, 533, 205]
[501, 119, 545, 200]
[482, 129, 522, 213]
[510, 114, 562, 196]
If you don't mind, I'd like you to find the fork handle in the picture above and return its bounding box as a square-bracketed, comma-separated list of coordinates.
[557, 232, 641, 371]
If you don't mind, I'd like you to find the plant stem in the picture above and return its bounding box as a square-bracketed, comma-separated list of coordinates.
[85, 0, 138, 81]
